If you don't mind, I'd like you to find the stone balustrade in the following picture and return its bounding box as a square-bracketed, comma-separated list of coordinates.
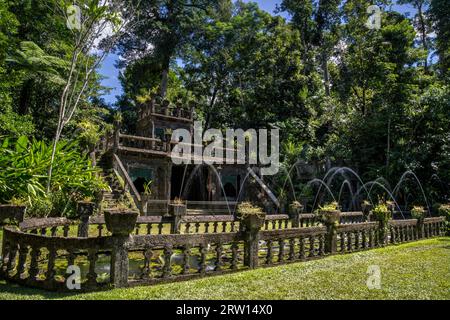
[0, 209, 446, 292]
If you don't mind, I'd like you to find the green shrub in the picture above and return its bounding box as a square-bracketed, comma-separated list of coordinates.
[411, 206, 426, 221]
[372, 203, 392, 223]
[438, 204, 450, 235]
[0, 136, 107, 217]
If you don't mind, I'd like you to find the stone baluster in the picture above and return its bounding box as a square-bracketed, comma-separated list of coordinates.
[199, 244, 207, 274]
[369, 229, 374, 248]
[28, 247, 41, 281]
[162, 245, 172, 278]
[86, 249, 98, 287]
[182, 245, 190, 275]
[98, 224, 104, 237]
[299, 237, 306, 260]
[158, 223, 164, 234]
[319, 234, 325, 256]
[340, 233, 346, 253]
[347, 232, 353, 252]
[77, 201, 95, 238]
[15, 245, 28, 280]
[46, 246, 57, 286]
[185, 222, 191, 234]
[51, 226, 58, 237]
[390, 227, 396, 244]
[195, 222, 201, 233]
[204, 222, 210, 233]
[362, 230, 367, 249]
[289, 239, 296, 261]
[63, 225, 70, 238]
[221, 222, 227, 233]
[213, 222, 219, 233]
[278, 239, 285, 263]
[265, 240, 273, 265]
[231, 243, 239, 270]
[67, 249, 76, 269]
[140, 247, 152, 280]
[354, 231, 360, 250]
[146, 224, 152, 235]
[309, 236, 316, 257]
[215, 243, 223, 271]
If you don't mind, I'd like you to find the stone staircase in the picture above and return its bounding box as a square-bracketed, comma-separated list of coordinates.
[97, 153, 133, 211]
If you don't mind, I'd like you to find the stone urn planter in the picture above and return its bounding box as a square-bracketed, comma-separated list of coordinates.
[240, 213, 266, 232]
[319, 210, 341, 225]
[0, 204, 26, 223]
[104, 210, 138, 236]
[237, 202, 266, 232]
[169, 203, 187, 217]
[289, 201, 304, 215]
[289, 201, 304, 228]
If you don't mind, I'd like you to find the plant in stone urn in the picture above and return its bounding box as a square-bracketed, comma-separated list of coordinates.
[411, 206, 426, 222]
[236, 202, 266, 232]
[0, 197, 27, 224]
[372, 203, 392, 245]
[316, 202, 341, 226]
[169, 198, 187, 216]
[437, 204, 450, 235]
[289, 201, 304, 214]
[386, 200, 396, 213]
[104, 209, 138, 236]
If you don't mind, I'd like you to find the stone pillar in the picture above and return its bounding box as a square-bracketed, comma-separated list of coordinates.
[321, 210, 341, 254]
[111, 235, 129, 288]
[105, 210, 138, 288]
[77, 201, 95, 238]
[240, 213, 266, 269]
[169, 203, 187, 234]
[376, 220, 389, 246]
[416, 217, 425, 239]
[0, 205, 26, 223]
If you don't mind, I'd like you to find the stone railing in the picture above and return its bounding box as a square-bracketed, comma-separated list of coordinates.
[0, 211, 446, 292]
[1, 225, 114, 291]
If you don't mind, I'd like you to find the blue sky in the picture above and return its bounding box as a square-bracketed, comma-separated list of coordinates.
[98, 0, 416, 105]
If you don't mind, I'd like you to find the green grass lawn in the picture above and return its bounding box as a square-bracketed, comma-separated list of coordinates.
[0, 237, 449, 300]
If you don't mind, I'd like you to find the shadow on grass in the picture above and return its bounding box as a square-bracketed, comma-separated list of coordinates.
[0, 280, 116, 300]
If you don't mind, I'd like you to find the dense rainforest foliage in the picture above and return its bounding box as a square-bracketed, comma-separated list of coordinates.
[0, 0, 449, 215]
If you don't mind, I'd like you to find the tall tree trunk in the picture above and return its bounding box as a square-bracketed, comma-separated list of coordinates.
[18, 78, 33, 115]
[321, 51, 331, 96]
[386, 116, 391, 176]
[160, 67, 169, 98]
[417, 2, 428, 72]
